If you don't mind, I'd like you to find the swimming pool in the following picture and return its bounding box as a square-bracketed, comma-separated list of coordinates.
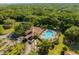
[40, 30, 56, 40]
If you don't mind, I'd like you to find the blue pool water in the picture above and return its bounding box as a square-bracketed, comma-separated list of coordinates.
[42, 30, 56, 39]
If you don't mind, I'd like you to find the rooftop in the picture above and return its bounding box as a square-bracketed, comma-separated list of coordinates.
[31, 27, 44, 36]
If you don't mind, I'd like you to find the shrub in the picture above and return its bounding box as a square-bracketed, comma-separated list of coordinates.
[53, 40, 59, 45]
[3, 18, 15, 29]
[0, 25, 4, 35]
[61, 51, 64, 55]
[50, 44, 54, 50]
[61, 47, 67, 55]
[3, 24, 11, 29]
[63, 47, 67, 51]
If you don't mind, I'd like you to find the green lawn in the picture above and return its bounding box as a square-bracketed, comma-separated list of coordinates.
[5, 43, 24, 55]
[48, 34, 71, 55]
[3, 27, 14, 34]
[0, 24, 14, 35]
[0, 22, 21, 35]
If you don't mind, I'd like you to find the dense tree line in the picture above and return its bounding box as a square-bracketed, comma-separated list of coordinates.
[0, 3, 79, 48]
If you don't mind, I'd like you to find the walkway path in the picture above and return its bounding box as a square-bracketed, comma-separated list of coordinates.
[23, 42, 32, 55]
[0, 34, 10, 39]
[23, 40, 36, 55]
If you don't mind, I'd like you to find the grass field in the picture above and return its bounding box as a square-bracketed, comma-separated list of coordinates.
[48, 34, 73, 55]
[0, 22, 21, 35]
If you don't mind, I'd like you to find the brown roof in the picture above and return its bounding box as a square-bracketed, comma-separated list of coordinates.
[32, 27, 44, 36]
[24, 27, 44, 37]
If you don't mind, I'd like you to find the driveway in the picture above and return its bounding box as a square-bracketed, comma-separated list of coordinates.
[23, 39, 36, 55]
[23, 42, 32, 55]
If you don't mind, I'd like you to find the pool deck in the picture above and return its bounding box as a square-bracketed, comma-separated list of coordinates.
[39, 29, 57, 41]
[24, 27, 58, 42]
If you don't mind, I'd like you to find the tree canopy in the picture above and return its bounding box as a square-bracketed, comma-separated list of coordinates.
[65, 26, 79, 45]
